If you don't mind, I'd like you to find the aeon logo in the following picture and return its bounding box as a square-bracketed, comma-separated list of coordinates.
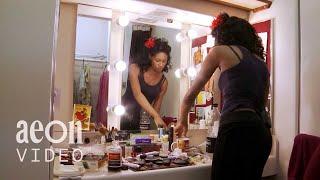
[16, 120, 83, 163]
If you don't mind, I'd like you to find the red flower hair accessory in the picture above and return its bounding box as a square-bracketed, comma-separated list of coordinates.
[211, 13, 228, 30]
[145, 38, 155, 49]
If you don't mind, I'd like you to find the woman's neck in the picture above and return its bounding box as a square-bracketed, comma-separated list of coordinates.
[146, 67, 161, 76]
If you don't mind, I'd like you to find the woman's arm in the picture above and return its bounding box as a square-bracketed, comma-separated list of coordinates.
[128, 64, 166, 127]
[176, 46, 221, 136]
[153, 79, 168, 113]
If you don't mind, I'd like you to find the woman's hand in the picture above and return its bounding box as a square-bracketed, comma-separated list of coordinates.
[154, 115, 167, 128]
[175, 119, 188, 137]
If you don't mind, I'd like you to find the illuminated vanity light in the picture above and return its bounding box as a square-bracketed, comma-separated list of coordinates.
[115, 60, 127, 72]
[107, 60, 127, 72]
[106, 106, 111, 112]
[175, 69, 182, 79]
[175, 67, 197, 79]
[107, 64, 111, 71]
[118, 15, 129, 27]
[187, 29, 197, 39]
[106, 105, 126, 116]
[114, 105, 125, 116]
[187, 67, 197, 78]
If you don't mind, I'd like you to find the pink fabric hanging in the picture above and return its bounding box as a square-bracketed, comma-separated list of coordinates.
[96, 71, 109, 126]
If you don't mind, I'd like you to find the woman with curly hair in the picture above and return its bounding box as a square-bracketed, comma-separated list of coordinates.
[121, 37, 171, 131]
[176, 13, 272, 180]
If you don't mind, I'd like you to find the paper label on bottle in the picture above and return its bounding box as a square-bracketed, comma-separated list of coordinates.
[108, 153, 120, 161]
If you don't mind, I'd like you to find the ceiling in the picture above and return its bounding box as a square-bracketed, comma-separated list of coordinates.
[62, 0, 213, 30]
[61, 0, 271, 37]
[208, 0, 272, 11]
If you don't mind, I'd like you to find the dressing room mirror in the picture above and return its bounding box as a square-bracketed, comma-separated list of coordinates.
[121, 22, 181, 131]
[73, 15, 111, 129]
[187, 26, 221, 129]
[53, 3, 112, 147]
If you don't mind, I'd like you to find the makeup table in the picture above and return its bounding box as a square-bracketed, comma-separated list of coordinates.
[53, 157, 211, 180]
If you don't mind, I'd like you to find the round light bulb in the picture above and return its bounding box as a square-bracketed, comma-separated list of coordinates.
[115, 60, 127, 72]
[187, 67, 197, 78]
[106, 106, 110, 112]
[175, 69, 182, 79]
[114, 105, 125, 116]
[118, 15, 129, 27]
[176, 32, 184, 42]
[187, 29, 197, 39]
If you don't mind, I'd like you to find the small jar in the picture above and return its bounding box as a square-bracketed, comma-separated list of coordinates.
[83, 154, 99, 172]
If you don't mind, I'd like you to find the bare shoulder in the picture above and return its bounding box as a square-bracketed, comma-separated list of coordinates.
[130, 63, 140, 71]
[129, 63, 140, 74]
[208, 45, 231, 57]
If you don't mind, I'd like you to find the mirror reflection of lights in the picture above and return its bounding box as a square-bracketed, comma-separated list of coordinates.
[174, 67, 198, 79]
[106, 106, 110, 112]
[106, 105, 126, 116]
[115, 60, 127, 72]
[187, 67, 197, 78]
[118, 15, 129, 27]
[114, 105, 125, 116]
[107, 64, 111, 71]
[175, 69, 182, 79]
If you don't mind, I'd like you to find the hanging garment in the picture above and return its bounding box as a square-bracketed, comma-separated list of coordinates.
[79, 64, 91, 105]
[288, 134, 320, 180]
[96, 71, 109, 126]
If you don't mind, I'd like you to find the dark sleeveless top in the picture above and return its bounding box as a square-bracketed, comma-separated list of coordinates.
[121, 69, 166, 130]
[218, 46, 269, 115]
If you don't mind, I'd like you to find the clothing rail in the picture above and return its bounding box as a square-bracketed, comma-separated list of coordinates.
[75, 53, 108, 63]
[75, 57, 108, 63]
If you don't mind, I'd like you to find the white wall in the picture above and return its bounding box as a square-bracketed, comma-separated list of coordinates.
[152, 26, 181, 118]
[299, 0, 320, 136]
[0, 0, 58, 179]
[249, 0, 300, 179]
[75, 16, 110, 58]
[53, 3, 77, 148]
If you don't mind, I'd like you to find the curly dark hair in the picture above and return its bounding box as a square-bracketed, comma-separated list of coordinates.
[133, 38, 172, 73]
[212, 13, 265, 60]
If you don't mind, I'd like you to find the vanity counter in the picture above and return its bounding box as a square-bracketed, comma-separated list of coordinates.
[54, 158, 211, 180]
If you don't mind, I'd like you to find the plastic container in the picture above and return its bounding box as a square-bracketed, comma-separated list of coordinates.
[140, 109, 151, 130]
[199, 118, 206, 129]
[107, 141, 122, 170]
